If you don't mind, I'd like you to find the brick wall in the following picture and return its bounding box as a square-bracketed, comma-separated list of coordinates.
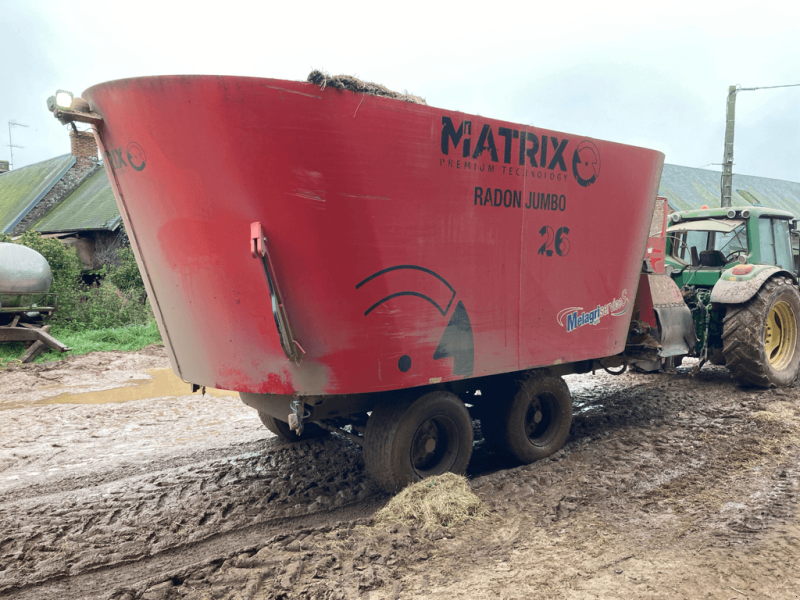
[69, 130, 99, 168]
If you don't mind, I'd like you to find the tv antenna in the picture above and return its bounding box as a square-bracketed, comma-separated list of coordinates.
[7, 120, 29, 170]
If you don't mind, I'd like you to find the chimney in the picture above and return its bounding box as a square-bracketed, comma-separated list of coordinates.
[0, 160, 8, 174]
[69, 130, 99, 168]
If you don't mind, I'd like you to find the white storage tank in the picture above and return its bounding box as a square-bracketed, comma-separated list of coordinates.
[0, 243, 53, 305]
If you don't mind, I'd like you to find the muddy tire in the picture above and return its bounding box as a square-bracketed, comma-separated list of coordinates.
[708, 348, 726, 365]
[364, 391, 473, 493]
[258, 412, 328, 441]
[480, 370, 572, 464]
[722, 276, 800, 388]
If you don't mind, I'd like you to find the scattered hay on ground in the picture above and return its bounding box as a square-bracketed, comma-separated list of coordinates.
[307, 70, 427, 105]
[374, 473, 485, 529]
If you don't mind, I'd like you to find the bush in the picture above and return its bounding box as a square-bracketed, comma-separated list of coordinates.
[3, 232, 154, 332]
[108, 246, 146, 300]
[69, 279, 153, 330]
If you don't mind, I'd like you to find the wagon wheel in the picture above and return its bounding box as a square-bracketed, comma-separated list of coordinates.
[364, 391, 473, 493]
[479, 369, 572, 464]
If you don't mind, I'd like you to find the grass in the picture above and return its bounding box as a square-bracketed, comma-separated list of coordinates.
[374, 473, 485, 529]
[0, 320, 162, 366]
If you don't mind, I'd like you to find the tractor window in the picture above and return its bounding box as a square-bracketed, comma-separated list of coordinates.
[716, 225, 749, 258]
[759, 218, 793, 271]
[670, 223, 748, 265]
[792, 231, 800, 274]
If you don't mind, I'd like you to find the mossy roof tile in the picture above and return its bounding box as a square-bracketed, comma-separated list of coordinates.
[660, 164, 800, 216]
[33, 168, 120, 233]
[0, 155, 75, 233]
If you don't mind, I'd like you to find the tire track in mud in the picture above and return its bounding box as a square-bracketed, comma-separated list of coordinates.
[1, 501, 386, 600]
[0, 438, 276, 505]
[153, 364, 798, 600]
[0, 435, 386, 598]
[3, 361, 800, 599]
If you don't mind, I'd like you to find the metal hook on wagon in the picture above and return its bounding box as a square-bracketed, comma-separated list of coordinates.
[288, 398, 310, 435]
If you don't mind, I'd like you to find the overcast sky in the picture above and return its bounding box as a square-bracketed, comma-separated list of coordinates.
[2, 1, 798, 182]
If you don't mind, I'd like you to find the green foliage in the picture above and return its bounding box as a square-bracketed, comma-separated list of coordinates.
[0, 321, 162, 366]
[108, 246, 146, 299]
[3, 231, 154, 332]
[1, 232, 161, 364]
[69, 280, 153, 330]
[12, 230, 84, 292]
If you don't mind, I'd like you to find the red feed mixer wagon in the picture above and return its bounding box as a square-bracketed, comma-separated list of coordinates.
[49, 76, 691, 492]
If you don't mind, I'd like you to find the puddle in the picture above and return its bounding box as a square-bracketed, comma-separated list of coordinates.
[2, 369, 238, 410]
[45, 368, 238, 405]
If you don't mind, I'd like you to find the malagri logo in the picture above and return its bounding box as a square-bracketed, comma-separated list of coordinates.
[557, 291, 629, 333]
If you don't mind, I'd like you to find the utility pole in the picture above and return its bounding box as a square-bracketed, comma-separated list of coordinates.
[720, 86, 736, 207]
[7, 120, 28, 170]
[719, 82, 800, 207]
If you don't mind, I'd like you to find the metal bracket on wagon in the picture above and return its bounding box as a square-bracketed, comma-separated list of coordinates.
[46, 90, 103, 126]
[250, 222, 305, 364]
[288, 398, 307, 435]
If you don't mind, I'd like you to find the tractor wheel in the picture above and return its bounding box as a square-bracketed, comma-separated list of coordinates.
[479, 370, 572, 464]
[708, 348, 726, 365]
[722, 276, 800, 388]
[258, 412, 328, 441]
[364, 391, 473, 493]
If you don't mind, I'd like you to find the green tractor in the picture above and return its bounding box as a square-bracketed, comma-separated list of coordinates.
[664, 205, 800, 387]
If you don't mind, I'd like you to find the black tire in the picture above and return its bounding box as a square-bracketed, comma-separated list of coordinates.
[472, 376, 518, 451]
[364, 391, 473, 493]
[722, 276, 800, 388]
[480, 370, 572, 464]
[708, 348, 726, 365]
[258, 411, 328, 441]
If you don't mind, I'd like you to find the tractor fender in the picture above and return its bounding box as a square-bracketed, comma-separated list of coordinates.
[710, 266, 795, 304]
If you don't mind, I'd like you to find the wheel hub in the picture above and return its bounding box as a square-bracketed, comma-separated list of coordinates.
[764, 300, 797, 371]
[524, 392, 559, 445]
[410, 416, 458, 474]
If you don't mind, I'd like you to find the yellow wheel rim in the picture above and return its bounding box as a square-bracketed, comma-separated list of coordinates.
[764, 300, 798, 370]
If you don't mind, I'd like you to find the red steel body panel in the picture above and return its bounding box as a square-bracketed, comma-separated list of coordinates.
[83, 76, 664, 396]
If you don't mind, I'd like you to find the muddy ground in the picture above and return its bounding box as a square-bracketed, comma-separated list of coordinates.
[0, 348, 798, 599]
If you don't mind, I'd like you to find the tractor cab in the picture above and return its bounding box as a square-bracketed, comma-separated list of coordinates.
[665, 206, 796, 288]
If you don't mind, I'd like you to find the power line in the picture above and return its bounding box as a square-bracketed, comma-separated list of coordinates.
[720, 83, 800, 207]
[736, 83, 800, 92]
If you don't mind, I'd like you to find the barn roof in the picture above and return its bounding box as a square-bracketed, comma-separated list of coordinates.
[0, 155, 75, 233]
[33, 167, 121, 233]
[659, 164, 800, 216]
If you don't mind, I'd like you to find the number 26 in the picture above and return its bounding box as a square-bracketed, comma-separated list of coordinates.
[538, 226, 570, 257]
